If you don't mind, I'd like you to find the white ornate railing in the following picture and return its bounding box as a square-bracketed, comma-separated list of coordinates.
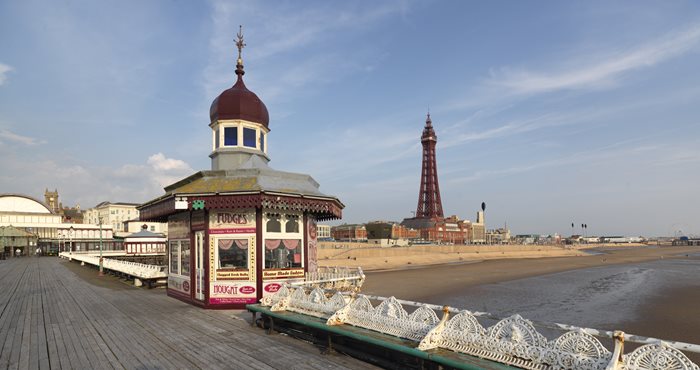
[59, 252, 166, 280]
[260, 288, 700, 370]
[298, 266, 365, 292]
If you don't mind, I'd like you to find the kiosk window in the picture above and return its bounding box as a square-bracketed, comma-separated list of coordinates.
[169, 241, 179, 275]
[266, 216, 281, 232]
[224, 127, 238, 146]
[264, 239, 302, 269]
[243, 128, 256, 148]
[180, 240, 190, 275]
[285, 218, 299, 233]
[218, 239, 248, 269]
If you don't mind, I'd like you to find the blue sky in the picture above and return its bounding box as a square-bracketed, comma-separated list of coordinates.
[1, 1, 699, 237]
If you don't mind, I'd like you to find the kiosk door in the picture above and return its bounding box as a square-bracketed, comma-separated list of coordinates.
[194, 231, 205, 301]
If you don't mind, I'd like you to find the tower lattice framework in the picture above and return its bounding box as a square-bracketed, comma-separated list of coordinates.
[415, 114, 444, 219]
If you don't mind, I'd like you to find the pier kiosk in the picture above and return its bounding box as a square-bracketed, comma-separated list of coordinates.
[137, 29, 343, 309]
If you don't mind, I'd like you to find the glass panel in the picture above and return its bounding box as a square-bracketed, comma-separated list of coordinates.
[260, 133, 265, 152]
[215, 127, 220, 148]
[224, 127, 238, 146]
[169, 241, 179, 275]
[243, 128, 256, 148]
[285, 218, 299, 233]
[218, 239, 248, 269]
[180, 240, 190, 275]
[265, 239, 302, 268]
[266, 216, 281, 232]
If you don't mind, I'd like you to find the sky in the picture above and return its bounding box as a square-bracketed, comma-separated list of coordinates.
[1, 0, 699, 237]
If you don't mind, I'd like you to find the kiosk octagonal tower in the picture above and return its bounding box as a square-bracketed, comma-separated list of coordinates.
[209, 27, 270, 170]
[138, 27, 344, 309]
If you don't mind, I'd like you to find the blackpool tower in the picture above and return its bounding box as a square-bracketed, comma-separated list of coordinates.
[415, 113, 444, 219]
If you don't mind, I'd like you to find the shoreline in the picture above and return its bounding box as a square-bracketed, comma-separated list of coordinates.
[319, 243, 587, 271]
[360, 245, 699, 299]
[358, 245, 700, 363]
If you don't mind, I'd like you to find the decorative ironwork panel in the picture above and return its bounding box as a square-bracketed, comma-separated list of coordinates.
[623, 343, 700, 370]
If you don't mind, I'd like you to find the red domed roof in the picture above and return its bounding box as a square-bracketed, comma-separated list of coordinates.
[209, 70, 269, 128]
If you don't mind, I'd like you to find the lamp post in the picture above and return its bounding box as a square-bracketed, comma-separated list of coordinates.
[98, 217, 104, 276]
[69, 226, 74, 253]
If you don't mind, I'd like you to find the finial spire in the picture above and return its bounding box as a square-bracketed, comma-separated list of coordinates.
[426, 111, 432, 126]
[235, 25, 246, 76]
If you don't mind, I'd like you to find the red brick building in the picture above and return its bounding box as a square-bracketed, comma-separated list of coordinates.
[331, 224, 367, 242]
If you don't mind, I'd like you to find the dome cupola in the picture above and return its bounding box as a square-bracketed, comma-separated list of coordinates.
[209, 51, 269, 127]
[210, 26, 271, 171]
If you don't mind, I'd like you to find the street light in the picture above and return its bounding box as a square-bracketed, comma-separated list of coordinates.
[69, 226, 74, 253]
[98, 217, 104, 276]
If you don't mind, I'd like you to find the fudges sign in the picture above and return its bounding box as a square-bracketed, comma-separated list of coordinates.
[209, 209, 256, 234]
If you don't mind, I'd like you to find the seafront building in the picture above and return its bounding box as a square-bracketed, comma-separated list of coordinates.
[137, 29, 343, 309]
[330, 224, 367, 242]
[316, 224, 331, 240]
[0, 193, 116, 256]
[44, 188, 84, 223]
[365, 221, 420, 246]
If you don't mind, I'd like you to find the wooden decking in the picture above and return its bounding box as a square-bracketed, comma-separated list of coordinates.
[0, 257, 377, 370]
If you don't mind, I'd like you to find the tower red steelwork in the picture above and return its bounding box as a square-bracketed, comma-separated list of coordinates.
[415, 114, 444, 219]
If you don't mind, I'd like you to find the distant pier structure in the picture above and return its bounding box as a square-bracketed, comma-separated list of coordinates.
[138, 27, 343, 309]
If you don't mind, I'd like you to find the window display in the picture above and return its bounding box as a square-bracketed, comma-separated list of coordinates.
[169, 241, 179, 275]
[218, 238, 248, 269]
[180, 240, 190, 275]
[264, 239, 301, 268]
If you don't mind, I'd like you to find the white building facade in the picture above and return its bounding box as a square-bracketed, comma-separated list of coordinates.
[1, 193, 115, 255]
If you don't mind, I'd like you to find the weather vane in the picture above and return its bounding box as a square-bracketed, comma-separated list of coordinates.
[236, 25, 246, 65]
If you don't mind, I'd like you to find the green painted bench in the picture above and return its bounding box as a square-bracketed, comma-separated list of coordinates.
[247, 304, 518, 370]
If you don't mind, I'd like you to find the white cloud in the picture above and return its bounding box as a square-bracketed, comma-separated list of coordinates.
[0, 129, 45, 145]
[0, 152, 193, 208]
[0, 63, 12, 85]
[488, 23, 700, 95]
[147, 153, 192, 172]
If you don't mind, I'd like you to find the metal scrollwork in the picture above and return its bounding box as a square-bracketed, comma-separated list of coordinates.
[260, 284, 289, 307]
[257, 286, 699, 370]
[545, 329, 610, 370]
[623, 342, 700, 370]
[341, 296, 440, 342]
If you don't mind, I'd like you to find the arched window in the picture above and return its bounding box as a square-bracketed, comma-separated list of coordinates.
[266, 215, 281, 232]
[285, 217, 299, 233]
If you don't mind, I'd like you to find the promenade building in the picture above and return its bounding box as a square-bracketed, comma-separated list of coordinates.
[331, 224, 367, 242]
[84, 201, 141, 237]
[138, 29, 343, 309]
[317, 224, 331, 240]
[44, 189, 84, 223]
[366, 221, 419, 247]
[123, 219, 169, 236]
[0, 193, 115, 255]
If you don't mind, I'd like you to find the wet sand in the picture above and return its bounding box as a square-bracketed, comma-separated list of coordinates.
[362, 246, 700, 363]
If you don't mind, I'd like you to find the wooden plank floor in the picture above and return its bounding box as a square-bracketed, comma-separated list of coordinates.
[0, 258, 378, 370]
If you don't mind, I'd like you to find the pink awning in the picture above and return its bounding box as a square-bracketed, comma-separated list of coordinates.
[265, 239, 281, 250]
[282, 239, 300, 250]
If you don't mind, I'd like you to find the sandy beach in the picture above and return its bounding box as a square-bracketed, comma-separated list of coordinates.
[318, 243, 589, 271]
[352, 245, 700, 363]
